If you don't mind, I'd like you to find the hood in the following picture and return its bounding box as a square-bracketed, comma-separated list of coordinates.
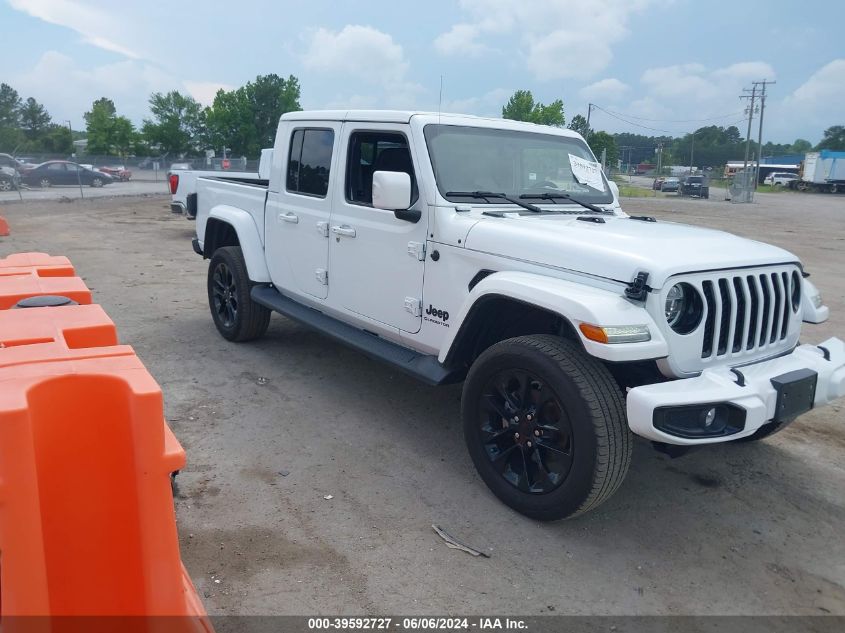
[463, 213, 798, 289]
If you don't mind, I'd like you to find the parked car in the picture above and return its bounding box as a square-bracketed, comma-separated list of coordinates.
[679, 175, 710, 198]
[22, 161, 115, 188]
[191, 109, 841, 521]
[660, 177, 680, 192]
[764, 172, 798, 187]
[652, 177, 665, 190]
[0, 167, 20, 191]
[97, 165, 132, 181]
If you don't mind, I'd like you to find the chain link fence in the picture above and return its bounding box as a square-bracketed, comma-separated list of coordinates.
[728, 170, 756, 203]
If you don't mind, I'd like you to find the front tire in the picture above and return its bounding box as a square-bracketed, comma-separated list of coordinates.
[207, 246, 270, 342]
[39, 177, 51, 188]
[91, 177, 104, 188]
[461, 335, 632, 520]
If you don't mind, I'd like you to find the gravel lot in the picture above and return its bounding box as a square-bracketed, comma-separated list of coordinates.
[1, 191, 843, 616]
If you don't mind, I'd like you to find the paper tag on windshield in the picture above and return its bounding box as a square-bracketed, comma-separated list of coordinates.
[568, 154, 605, 192]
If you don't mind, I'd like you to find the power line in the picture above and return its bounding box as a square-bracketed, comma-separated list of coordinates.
[591, 105, 672, 133]
[598, 107, 746, 124]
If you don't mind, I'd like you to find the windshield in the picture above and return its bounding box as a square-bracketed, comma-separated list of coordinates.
[423, 124, 614, 205]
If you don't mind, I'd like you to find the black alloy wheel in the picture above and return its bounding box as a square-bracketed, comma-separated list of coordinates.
[211, 260, 238, 329]
[477, 369, 574, 494]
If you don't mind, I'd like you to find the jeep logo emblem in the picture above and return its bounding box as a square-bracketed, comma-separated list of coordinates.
[425, 304, 449, 321]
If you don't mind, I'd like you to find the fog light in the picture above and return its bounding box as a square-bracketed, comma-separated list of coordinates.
[653, 403, 745, 439]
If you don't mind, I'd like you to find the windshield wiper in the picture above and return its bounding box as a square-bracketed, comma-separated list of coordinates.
[445, 190, 542, 213]
[519, 192, 609, 214]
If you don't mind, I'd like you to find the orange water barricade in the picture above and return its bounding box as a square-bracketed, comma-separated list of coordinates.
[0, 354, 211, 628]
[0, 303, 131, 368]
[0, 253, 211, 631]
[0, 273, 91, 310]
[0, 252, 75, 277]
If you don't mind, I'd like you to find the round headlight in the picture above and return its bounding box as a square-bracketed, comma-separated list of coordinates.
[665, 283, 703, 334]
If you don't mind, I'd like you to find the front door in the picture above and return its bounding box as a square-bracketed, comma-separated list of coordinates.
[328, 124, 428, 333]
[265, 122, 341, 300]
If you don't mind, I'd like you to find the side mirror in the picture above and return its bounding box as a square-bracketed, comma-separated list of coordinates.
[373, 170, 411, 209]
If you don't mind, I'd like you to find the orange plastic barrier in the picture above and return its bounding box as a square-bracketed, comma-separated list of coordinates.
[0, 215, 9, 236]
[0, 252, 75, 277]
[0, 273, 91, 309]
[0, 355, 210, 628]
[0, 303, 134, 368]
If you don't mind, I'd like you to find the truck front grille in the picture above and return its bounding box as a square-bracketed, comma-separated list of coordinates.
[700, 270, 795, 360]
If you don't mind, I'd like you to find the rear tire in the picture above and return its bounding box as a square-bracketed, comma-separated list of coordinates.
[91, 177, 104, 188]
[461, 335, 632, 520]
[39, 177, 51, 188]
[207, 246, 270, 342]
[0, 179, 11, 192]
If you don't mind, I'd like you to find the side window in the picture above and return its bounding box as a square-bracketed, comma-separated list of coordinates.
[286, 128, 334, 197]
[345, 132, 418, 206]
[47, 163, 66, 171]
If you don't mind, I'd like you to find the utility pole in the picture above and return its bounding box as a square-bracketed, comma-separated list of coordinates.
[740, 84, 758, 180]
[753, 79, 775, 189]
[66, 120, 84, 199]
[586, 103, 594, 135]
[689, 132, 695, 175]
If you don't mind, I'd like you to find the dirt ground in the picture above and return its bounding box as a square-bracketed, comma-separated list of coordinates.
[1, 191, 843, 616]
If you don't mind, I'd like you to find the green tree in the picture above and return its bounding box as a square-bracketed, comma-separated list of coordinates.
[84, 97, 139, 157]
[39, 124, 73, 153]
[84, 98, 118, 154]
[205, 74, 302, 157]
[19, 97, 51, 140]
[0, 83, 22, 128]
[501, 90, 565, 127]
[816, 126, 845, 151]
[568, 114, 590, 138]
[587, 131, 618, 166]
[141, 91, 205, 155]
[790, 139, 812, 154]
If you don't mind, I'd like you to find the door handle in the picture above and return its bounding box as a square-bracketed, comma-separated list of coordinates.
[331, 225, 356, 238]
[278, 212, 299, 224]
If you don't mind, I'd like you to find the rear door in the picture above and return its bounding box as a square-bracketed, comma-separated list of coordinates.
[265, 122, 341, 300]
[327, 123, 428, 333]
[46, 162, 69, 184]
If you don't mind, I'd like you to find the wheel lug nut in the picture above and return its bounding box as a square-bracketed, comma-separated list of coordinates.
[534, 430, 540, 437]
[526, 441, 532, 448]
[514, 416, 520, 423]
[526, 414, 533, 421]
[514, 432, 520, 440]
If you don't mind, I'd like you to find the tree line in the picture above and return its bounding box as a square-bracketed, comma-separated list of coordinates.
[0, 73, 301, 160]
[501, 89, 844, 171]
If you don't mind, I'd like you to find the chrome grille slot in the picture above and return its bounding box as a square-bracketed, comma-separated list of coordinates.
[699, 267, 796, 361]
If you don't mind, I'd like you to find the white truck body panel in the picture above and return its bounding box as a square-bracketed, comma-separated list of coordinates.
[193, 109, 843, 448]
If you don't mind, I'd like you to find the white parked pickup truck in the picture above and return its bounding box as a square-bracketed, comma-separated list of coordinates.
[192, 110, 844, 520]
[169, 149, 273, 217]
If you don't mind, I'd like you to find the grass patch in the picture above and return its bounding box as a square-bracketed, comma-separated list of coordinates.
[617, 185, 657, 198]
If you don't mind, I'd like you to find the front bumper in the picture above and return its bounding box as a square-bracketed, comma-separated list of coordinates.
[627, 337, 845, 445]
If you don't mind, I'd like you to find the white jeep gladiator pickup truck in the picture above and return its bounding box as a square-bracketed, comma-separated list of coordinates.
[192, 110, 844, 520]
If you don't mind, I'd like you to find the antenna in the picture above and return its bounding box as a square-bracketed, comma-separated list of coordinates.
[438, 75, 443, 123]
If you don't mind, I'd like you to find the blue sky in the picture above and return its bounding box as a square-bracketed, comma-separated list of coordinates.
[2, 0, 843, 144]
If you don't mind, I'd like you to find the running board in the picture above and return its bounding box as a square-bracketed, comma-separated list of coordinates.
[251, 285, 461, 386]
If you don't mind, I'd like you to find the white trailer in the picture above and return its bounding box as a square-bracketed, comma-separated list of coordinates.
[795, 151, 845, 193]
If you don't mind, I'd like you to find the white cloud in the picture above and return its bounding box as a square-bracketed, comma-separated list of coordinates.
[303, 25, 408, 84]
[184, 81, 235, 107]
[11, 51, 185, 127]
[8, 0, 142, 59]
[779, 59, 845, 138]
[434, 0, 656, 81]
[442, 88, 512, 117]
[579, 78, 630, 103]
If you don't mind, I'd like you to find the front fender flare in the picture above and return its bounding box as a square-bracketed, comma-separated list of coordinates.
[207, 205, 270, 283]
[439, 271, 668, 364]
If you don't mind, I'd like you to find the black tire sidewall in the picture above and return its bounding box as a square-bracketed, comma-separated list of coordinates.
[462, 340, 603, 520]
[207, 247, 249, 341]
